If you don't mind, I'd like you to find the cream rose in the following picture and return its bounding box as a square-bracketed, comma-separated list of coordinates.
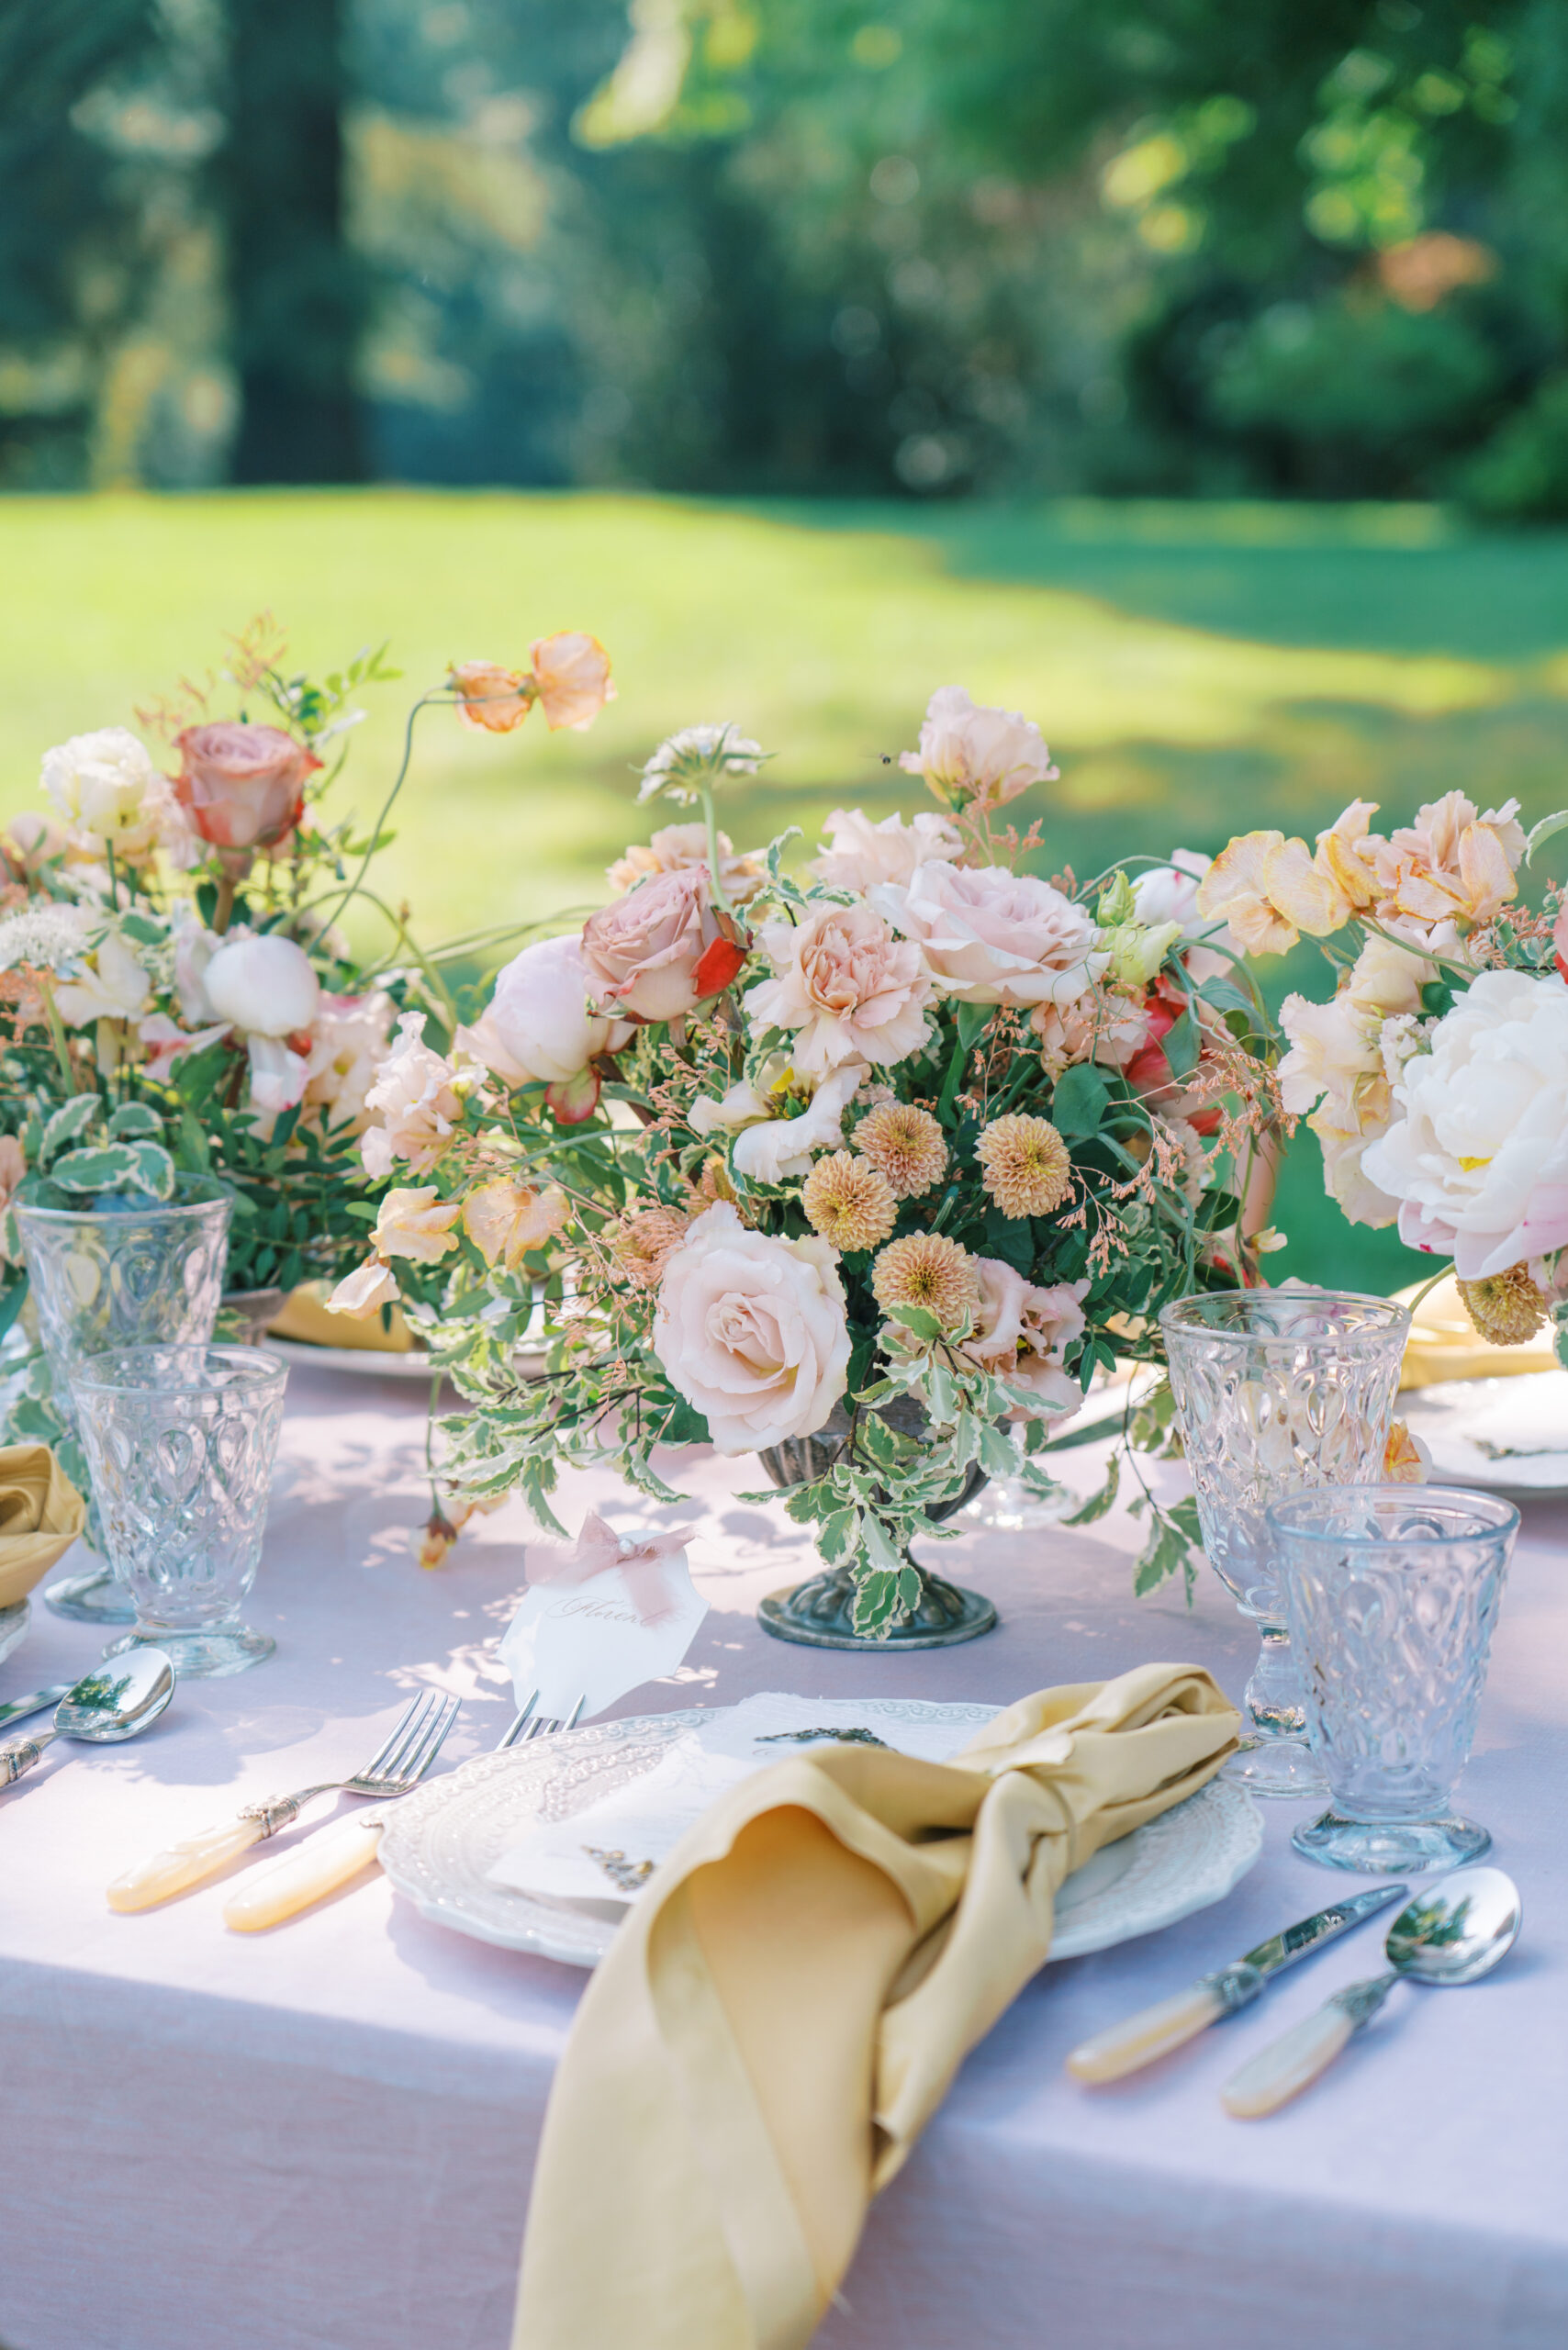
[811, 808, 963, 892]
[361, 1010, 465, 1177]
[871, 860, 1107, 1009]
[174, 722, 319, 852]
[963, 1258, 1086, 1417]
[203, 933, 320, 1039]
[460, 934, 632, 1091]
[40, 727, 169, 857]
[652, 1202, 850, 1452]
[744, 902, 933, 1078]
[580, 867, 733, 1024]
[898, 686, 1058, 810]
[1361, 969, 1568, 1279]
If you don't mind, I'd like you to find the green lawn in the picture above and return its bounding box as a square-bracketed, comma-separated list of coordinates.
[4, 486, 1566, 1292]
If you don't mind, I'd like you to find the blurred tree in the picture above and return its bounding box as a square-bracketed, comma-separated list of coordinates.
[221, 0, 367, 480]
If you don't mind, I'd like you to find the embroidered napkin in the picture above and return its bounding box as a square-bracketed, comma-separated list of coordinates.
[487, 1693, 1000, 1908]
[0, 1443, 87, 1609]
[514, 1662, 1239, 2350]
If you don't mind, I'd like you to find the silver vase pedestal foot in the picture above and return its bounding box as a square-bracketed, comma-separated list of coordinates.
[759, 1563, 997, 1651]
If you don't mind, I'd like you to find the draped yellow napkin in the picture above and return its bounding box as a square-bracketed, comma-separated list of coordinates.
[0, 1443, 87, 1608]
[515, 1662, 1238, 2350]
[1395, 1272, 1559, 1391]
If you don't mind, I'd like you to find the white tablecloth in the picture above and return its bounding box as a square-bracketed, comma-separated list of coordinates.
[2, 1363, 1564, 2350]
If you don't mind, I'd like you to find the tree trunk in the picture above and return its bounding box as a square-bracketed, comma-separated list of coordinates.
[221, 0, 365, 483]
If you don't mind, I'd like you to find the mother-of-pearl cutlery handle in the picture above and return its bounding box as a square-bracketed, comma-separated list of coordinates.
[107, 1816, 265, 1911]
[222, 1812, 385, 1931]
[0, 1728, 57, 1787]
[1222, 1988, 1377, 2117]
[1066, 1981, 1231, 2082]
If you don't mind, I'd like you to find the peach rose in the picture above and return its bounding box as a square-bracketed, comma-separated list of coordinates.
[580, 867, 737, 1024]
[651, 1202, 850, 1452]
[361, 1010, 465, 1178]
[871, 860, 1107, 1009]
[963, 1257, 1087, 1417]
[811, 808, 963, 891]
[743, 901, 933, 1079]
[174, 722, 319, 852]
[450, 661, 532, 733]
[530, 631, 616, 732]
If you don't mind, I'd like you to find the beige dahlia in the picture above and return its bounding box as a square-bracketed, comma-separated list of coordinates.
[801, 1152, 897, 1252]
[871, 1231, 980, 1330]
[1458, 1266, 1550, 1347]
[976, 1113, 1071, 1218]
[854, 1101, 947, 1198]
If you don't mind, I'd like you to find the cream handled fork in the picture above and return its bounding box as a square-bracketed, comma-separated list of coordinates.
[221, 1688, 587, 1931]
[107, 1691, 460, 1913]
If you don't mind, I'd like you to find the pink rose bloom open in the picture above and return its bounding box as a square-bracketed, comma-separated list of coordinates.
[744, 901, 933, 1078]
[174, 722, 319, 851]
[871, 860, 1107, 1009]
[652, 1203, 851, 1452]
[581, 866, 728, 1024]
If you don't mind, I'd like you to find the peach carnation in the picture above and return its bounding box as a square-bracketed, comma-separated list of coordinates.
[801, 1152, 898, 1252]
[854, 1101, 947, 1197]
[871, 1231, 980, 1330]
[744, 901, 934, 1079]
[811, 807, 962, 891]
[976, 1113, 1072, 1219]
[607, 822, 765, 904]
[464, 1179, 569, 1270]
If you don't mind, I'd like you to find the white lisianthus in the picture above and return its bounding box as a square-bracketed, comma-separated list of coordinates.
[52, 931, 152, 1025]
[690, 1060, 866, 1185]
[203, 933, 321, 1039]
[40, 727, 172, 858]
[1361, 969, 1568, 1279]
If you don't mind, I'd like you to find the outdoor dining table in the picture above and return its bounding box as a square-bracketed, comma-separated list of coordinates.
[2, 1359, 1564, 2350]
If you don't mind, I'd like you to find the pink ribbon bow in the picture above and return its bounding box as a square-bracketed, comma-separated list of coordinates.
[528, 1509, 692, 1625]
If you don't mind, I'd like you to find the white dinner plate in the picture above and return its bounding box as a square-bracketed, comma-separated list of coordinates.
[1399, 1369, 1568, 1494]
[263, 1339, 549, 1382]
[378, 1700, 1262, 1968]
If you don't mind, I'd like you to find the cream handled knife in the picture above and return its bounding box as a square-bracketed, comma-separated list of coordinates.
[223, 1809, 389, 1931]
[1065, 1884, 1408, 2083]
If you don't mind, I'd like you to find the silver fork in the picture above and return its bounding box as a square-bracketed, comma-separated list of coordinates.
[108, 1691, 461, 1913]
[499, 1690, 587, 1747]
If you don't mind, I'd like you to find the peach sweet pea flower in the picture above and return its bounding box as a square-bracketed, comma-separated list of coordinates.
[530, 631, 616, 732]
[1383, 1421, 1431, 1483]
[373, 1185, 463, 1264]
[1196, 832, 1303, 957]
[450, 661, 533, 734]
[174, 722, 319, 852]
[464, 1178, 570, 1270]
[327, 1259, 401, 1318]
[743, 901, 934, 1079]
[361, 1010, 466, 1179]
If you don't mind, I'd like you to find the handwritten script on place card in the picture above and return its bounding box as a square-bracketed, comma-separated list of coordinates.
[498, 1546, 709, 1718]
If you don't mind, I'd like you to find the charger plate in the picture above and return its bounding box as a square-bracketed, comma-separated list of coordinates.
[1399, 1368, 1568, 1494]
[378, 1699, 1262, 1969]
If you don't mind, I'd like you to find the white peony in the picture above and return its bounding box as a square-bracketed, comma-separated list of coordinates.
[651, 1202, 850, 1452]
[458, 934, 631, 1088]
[871, 860, 1107, 1009]
[898, 686, 1058, 809]
[1361, 969, 1568, 1278]
[203, 933, 321, 1039]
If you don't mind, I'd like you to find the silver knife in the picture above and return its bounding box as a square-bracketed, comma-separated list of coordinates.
[0, 1684, 72, 1734]
[1065, 1884, 1409, 2083]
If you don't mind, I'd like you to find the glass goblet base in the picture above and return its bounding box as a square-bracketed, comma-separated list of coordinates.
[104, 1624, 275, 1679]
[1225, 1735, 1328, 1799]
[1292, 1809, 1492, 1874]
[44, 1566, 137, 1627]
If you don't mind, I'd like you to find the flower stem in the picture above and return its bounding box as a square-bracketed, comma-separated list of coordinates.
[700, 784, 733, 915]
[319, 688, 442, 935]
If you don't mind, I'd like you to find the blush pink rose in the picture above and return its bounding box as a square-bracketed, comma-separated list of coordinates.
[652, 1202, 850, 1452]
[174, 722, 319, 852]
[743, 901, 933, 1079]
[456, 933, 633, 1122]
[581, 867, 740, 1024]
[963, 1257, 1088, 1417]
[870, 860, 1108, 1009]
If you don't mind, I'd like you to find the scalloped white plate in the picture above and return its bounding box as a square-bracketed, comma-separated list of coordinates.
[378, 1700, 1262, 1968]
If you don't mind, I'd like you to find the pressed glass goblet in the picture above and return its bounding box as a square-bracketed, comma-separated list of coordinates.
[17, 1182, 232, 1627]
[70, 1344, 287, 1678]
[1269, 1483, 1518, 1873]
[1160, 1290, 1409, 1798]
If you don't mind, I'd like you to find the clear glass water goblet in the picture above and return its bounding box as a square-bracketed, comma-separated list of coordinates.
[70, 1344, 287, 1679]
[17, 1181, 232, 1627]
[1268, 1483, 1518, 1873]
[1160, 1289, 1409, 1798]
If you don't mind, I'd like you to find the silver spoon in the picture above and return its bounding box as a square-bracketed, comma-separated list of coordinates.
[0, 1651, 175, 1787]
[1223, 1863, 1521, 2117]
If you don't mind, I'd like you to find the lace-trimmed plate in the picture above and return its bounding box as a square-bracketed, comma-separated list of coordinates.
[378, 1699, 1262, 1968]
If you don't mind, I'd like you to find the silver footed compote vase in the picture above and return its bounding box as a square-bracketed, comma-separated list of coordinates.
[16, 1178, 232, 1627]
[1159, 1289, 1409, 1799]
[756, 1396, 994, 1651]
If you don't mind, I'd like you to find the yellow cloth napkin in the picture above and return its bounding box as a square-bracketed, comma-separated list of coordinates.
[268, 1281, 416, 1355]
[1395, 1272, 1558, 1391]
[0, 1443, 87, 1608]
[514, 1662, 1239, 2350]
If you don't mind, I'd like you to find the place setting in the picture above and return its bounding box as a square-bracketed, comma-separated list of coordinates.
[0, 630, 1559, 2350]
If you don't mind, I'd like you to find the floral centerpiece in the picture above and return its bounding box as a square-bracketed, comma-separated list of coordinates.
[0, 615, 616, 1474]
[1196, 789, 1568, 1349]
[336, 686, 1284, 1639]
